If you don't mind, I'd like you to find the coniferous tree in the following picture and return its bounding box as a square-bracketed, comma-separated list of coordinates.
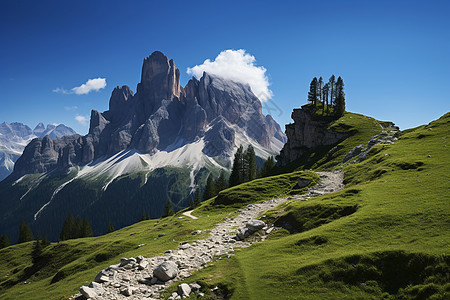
[81, 218, 93, 237]
[162, 198, 174, 217]
[41, 236, 50, 247]
[215, 170, 228, 192]
[259, 156, 276, 178]
[60, 215, 76, 241]
[18, 220, 33, 244]
[318, 77, 324, 104]
[307, 77, 318, 106]
[0, 234, 10, 249]
[244, 145, 257, 182]
[329, 75, 336, 107]
[194, 188, 202, 207]
[229, 145, 244, 187]
[203, 173, 217, 201]
[335, 77, 345, 117]
[32, 233, 42, 262]
[107, 221, 115, 233]
[75, 216, 83, 238]
[140, 213, 147, 222]
[323, 83, 330, 115]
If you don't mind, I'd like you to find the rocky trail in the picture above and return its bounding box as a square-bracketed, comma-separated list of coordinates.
[72, 171, 344, 300]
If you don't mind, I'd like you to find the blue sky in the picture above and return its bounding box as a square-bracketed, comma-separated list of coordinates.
[0, 0, 449, 134]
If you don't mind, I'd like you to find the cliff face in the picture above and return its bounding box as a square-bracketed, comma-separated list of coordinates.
[13, 51, 286, 178]
[277, 106, 349, 166]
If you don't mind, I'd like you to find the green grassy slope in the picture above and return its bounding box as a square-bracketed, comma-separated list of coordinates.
[173, 112, 450, 299]
[0, 171, 315, 299]
[0, 112, 448, 299]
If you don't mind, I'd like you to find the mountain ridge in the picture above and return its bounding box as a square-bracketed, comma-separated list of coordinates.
[0, 122, 76, 181]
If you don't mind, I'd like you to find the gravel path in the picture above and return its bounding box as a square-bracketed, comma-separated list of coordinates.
[72, 171, 344, 300]
[181, 210, 198, 220]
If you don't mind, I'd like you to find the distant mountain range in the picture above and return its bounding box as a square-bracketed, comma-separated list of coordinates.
[0, 122, 76, 181]
[0, 51, 286, 242]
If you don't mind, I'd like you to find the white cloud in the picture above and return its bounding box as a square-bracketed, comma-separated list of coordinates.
[64, 106, 78, 111]
[53, 87, 70, 94]
[72, 78, 106, 95]
[75, 115, 89, 126]
[187, 49, 272, 101]
[53, 78, 106, 95]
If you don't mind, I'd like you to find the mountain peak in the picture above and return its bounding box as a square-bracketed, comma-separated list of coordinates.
[139, 51, 181, 100]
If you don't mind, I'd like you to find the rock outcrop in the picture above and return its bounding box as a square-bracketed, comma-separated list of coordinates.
[0, 121, 77, 181]
[12, 51, 285, 178]
[277, 105, 349, 166]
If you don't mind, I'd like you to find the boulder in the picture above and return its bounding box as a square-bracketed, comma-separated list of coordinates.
[121, 286, 134, 296]
[343, 144, 364, 163]
[180, 243, 191, 250]
[236, 228, 246, 240]
[138, 259, 149, 270]
[153, 261, 178, 281]
[189, 282, 201, 292]
[246, 219, 266, 233]
[177, 283, 191, 297]
[80, 286, 97, 299]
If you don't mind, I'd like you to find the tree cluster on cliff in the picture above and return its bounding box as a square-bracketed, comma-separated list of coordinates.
[307, 75, 345, 117]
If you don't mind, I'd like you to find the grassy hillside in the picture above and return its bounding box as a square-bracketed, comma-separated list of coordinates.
[274, 111, 386, 173]
[168, 112, 450, 299]
[0, 171, 315, 299]
[0, 112, 448, 299]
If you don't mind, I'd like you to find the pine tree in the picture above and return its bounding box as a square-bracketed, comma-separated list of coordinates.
[41, 236, 51, 247]
[75, 216, 83, 238]
[318, 77, 324, 104]
[107, 221, 115, 234]
[329, 75, 336, 107]
[323, 83, 330, 115]
[0, 234, 10, 249]
[32, 233, 42, 262]
[18, 220, 33, 244]
[194, 187, 202, 207]
[244, 145, 257, 182]
[203, 173, 217, 201]
[335, 76, 345, 117]
[215, 170, 228, 192]
[140, 213, 146, 222]
[259, 156, 276, 178]
[162, 198, 174, 217]
[229, 145, 244, 187]
[307, 77, 318, 106]
[81, 218, 93, 237]
[60, 215, 76, 241]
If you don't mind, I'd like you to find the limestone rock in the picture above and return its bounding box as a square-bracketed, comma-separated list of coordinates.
[177, 283, 191, 297]
[153, 261, 178, 281]
[246, 219, 266, 232]
[277, 105, 349, 166]
[80, 286, 97, 299]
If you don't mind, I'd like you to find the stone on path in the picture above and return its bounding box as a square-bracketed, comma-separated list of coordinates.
[80, 286, 97, 299]
[246, 219, 266, 232]
[153, 261, 178, 281]
[177, 283, 191, 297]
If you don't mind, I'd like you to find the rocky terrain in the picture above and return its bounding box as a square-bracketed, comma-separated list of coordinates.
[71, 171, 344, 300]
[276, 105, 349, 167]
[13, 51, 285, 178]
[0, 122, 76, 181]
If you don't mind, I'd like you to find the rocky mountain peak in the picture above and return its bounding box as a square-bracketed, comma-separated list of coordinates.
[138, 51, 181, 101]
[34, 122, 45, 132]
[12, 51, 286, 177]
